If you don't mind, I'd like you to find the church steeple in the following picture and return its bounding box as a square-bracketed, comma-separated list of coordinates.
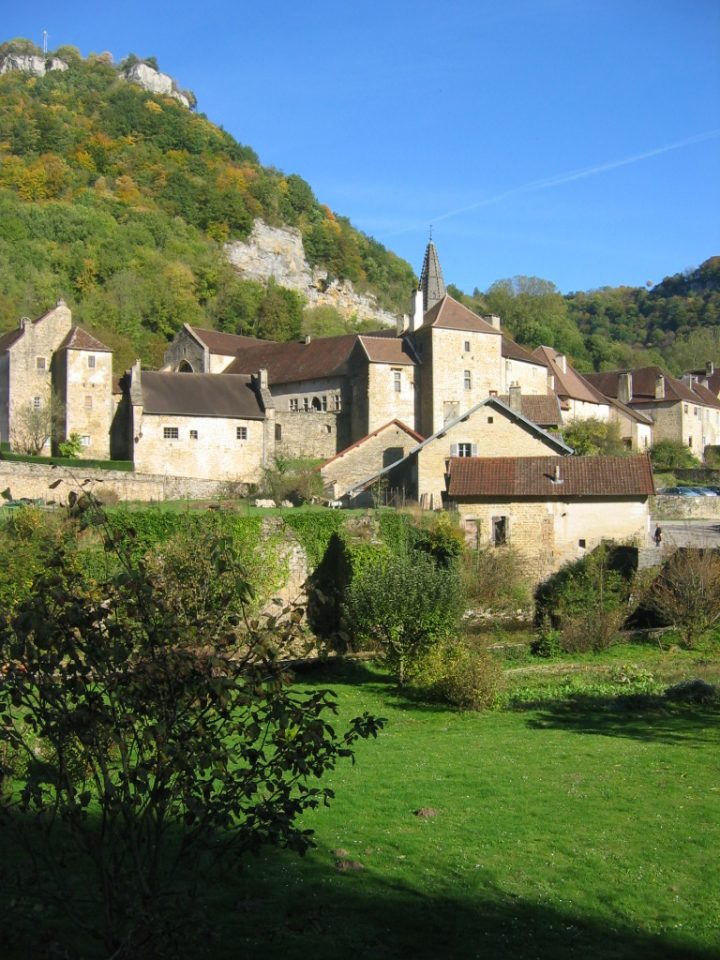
[419, 235, 446, 313]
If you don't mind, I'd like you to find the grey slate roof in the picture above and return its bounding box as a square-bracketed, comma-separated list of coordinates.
[140, 372, 264, 420]
[419, 241, 446, 312]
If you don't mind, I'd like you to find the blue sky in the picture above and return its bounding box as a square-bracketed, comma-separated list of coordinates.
[4, 0, 720, 294]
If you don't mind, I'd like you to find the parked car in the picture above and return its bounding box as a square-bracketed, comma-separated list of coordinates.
[659, 486, 702, 496]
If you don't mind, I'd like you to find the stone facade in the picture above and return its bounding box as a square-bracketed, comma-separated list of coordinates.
[321, 421, 422, 499]
[56, 340, 113, 458]
[456, 497, 651, 584]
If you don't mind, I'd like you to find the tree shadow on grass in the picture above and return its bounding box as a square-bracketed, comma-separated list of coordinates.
[2, 813, 716, 960]
[520, 694, 720, 746]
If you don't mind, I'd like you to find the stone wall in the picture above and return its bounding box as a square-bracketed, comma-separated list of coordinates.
[457, 497, 651, 584]
[225, 221, 400, 327]
[61, 348, 113, 458]
[651, 494, 720, 520]
[321, 423, 420, 499]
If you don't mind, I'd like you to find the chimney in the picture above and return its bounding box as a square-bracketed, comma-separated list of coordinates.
[553, 464, 562, 483]
[655, 374, 665, 400]
[304, 335, 312, 344]
[409, 288, 424, 333]
[486, 314, 501, 331]
[548, 373, 556, 392]
[618, 372, 632, 404]
[508, 381, 522, 413]
[706, 361, 714, 377]
[556, 354, 567, 374]
[396, 312, 409, 335]
[129, 359, 143, 406]
[257, 367, 268, 390]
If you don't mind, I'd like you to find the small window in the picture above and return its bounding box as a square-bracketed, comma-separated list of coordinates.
[688, 436, 692, 447]
[578, 539, 586, 549]
[464, 340, 470, 352]
[163, 427, 179, 440]
[334, 396, 341, 411]
[289, 398, 298, 412]
[321, 396, 328, 411]
[464, 370, 472, 390]
[457, 442, 472, 457]
[35, 356, 46, 370]
[684, 404, 689, 413]
[84, 395, 93, 410]
[487, 416, 494, 424]
[236, 426, 248, 440]
[492, 516, 508, 546]
[325, 424, 332, 434]
[393, 369, 402, 393]
[80, 435, 91, 447]
[190, 429, 199, 440]
[303, 398, 310, 412]
[87, 355, 96, 369]
[32, 395, 42, 409]
[275, 423, 282, 441]
[694, 407, 698, 417]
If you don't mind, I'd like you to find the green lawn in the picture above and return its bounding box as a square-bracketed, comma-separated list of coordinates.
[204, 659, 719, 960]
[3, 657, 719, 959]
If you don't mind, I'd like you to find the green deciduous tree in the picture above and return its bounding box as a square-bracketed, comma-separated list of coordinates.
[649, 548, 720, 649]
[562, 418, 626, 456]
[650, 439, 700, 471]
[344, 551, 464, 685]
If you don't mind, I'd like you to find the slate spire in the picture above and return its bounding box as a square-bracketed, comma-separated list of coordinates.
[419, 236, 446, 313]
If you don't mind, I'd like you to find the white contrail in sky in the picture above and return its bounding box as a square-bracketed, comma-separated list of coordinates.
[383, 129, 720, 237]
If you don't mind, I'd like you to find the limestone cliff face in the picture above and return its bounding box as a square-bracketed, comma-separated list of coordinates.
[121, 63, 190, 108]
[0, 54, 68, 76]
[225, 221, 401, 328]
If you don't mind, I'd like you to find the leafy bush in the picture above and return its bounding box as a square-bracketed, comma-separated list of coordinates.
[417, 638, 503, 710]
[344, 551, 464, 685]
[463, 545, 532, 612]
[647, 548, 720, 648]
[0, 506, 383, 958]
[262, 457, 324, 506]
[651, 440, 700, 471]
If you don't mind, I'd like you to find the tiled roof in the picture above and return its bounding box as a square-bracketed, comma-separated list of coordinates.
[447, 454, 655, 498]
[422, 296, 501, 335]
[188, 326, 262, 356]
[359, 335, 416, 365]
[224, 334, 359, 384]
[58, 327, 111, 352]
[585, 366, 720, 407]
[140, 372, 264, 419]
[691, 380, 720, 408]
[607, 396, 654, 425]
[502, 337, 547, 366]
[321, 419, 424, 469]
[497, 394, 562, 427]
[0, 327, 24, 352]
[533, 345, 608, 405]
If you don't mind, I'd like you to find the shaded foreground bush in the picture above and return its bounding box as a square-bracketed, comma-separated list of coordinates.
[0, 504, 382, 959]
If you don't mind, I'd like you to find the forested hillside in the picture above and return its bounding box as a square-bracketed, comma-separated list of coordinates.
[449, 258, 720, 375]
[0, 40, 415, 371]
[0, 38, 717, 377]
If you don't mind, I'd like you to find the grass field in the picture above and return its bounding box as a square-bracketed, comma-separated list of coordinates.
[4, 653, 719, 959]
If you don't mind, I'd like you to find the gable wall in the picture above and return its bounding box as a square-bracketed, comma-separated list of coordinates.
[62, 349, 113, 458]
[321, 423, 420, 499]
[366, 362, 417, 434]
[416, 408, 563, 506]
[425, 327, 502, 436]
[504, 357, 548, 394]
[456, 497, 650, 583]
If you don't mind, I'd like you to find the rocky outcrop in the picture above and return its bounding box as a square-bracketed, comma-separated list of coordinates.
[0, 54, 68, 76]
[225, 221, 401, 328]
[121, 62, 190, 108]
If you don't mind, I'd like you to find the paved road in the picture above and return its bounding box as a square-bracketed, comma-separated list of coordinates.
[652, 518, 720, 548]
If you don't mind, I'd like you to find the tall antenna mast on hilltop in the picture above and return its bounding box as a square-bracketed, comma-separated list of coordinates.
[42, 30, 49, 54]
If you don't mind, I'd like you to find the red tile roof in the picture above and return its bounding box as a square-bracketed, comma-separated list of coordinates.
[533, 345, 608, 405]
[224, 334, 359, 384]
[586, 366, 720, 408]
[0, 327, 24, 352]
[359, 335, 416, 365]
[498, 394, 562, 427]
[502, 337, 547, 366]
[321, 419, 424, 468]
[447, 454, 655, 498]
[423, 296, 501, 335]
[58, 327, 111, 352]
[188, 327, 261, 356]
